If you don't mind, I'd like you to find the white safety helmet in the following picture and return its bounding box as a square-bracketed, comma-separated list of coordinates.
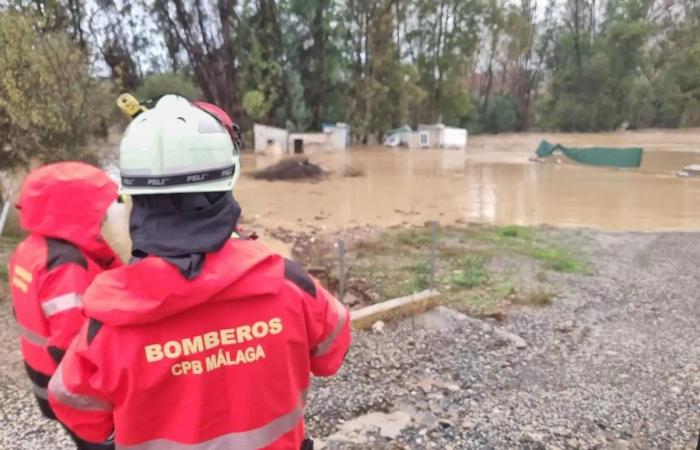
[119, 94, 240, 195]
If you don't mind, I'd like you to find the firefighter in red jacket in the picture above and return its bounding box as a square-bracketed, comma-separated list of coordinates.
[48, 94, 352, 450]
[8, 162, 122, 450]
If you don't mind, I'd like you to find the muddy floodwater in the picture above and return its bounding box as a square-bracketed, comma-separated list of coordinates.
[237, 129, 700, 232]
[92, 128, 700, 259]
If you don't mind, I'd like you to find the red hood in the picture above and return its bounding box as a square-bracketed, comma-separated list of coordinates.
[18, 162, 118, 259]
[83, 240, 284, 326]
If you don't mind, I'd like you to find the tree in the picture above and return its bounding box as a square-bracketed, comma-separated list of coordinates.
[150, 0, 239, 115]
[236, 0, 285, 126]
[0, 11, 111, 171]
[242, 90, 268, 122]
[284, 0, 346, 129]
[136, 72, 202, 100]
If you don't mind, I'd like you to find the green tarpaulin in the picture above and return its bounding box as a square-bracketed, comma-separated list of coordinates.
[536, 140, 643, 168]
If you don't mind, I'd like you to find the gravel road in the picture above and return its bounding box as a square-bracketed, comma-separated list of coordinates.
[1, 229, 698, 449]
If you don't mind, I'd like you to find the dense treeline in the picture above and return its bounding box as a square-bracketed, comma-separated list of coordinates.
[1, 0, 700, 165]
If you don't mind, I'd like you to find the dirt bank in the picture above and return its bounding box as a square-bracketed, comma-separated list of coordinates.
[0, 228, 697, 448]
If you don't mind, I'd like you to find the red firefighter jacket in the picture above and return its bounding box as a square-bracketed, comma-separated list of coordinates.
[7, 162, 121, 417]
[48, 238, 351, 449]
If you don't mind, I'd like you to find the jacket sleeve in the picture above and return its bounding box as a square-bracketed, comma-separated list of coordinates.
[38, 264, 90, 363]
[301, 277, 352, 377]
[48, 321, 114, 444]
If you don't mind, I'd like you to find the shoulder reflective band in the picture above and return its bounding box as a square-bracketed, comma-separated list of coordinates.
[312, 297, 348, 358]
[49, 362, 113, 412]
[121, 165, 235, 188]
[116, 389, 308, 450]
[16, 323, 48, 347]
[42, 293, 83, 317]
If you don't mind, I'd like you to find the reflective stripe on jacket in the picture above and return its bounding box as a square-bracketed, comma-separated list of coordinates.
[8, 162, 121, 413]
[49, 238, 351, 449]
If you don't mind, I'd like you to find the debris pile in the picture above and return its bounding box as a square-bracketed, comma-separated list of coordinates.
[677, 164, 700, 177]
[252, 158, 324, 181]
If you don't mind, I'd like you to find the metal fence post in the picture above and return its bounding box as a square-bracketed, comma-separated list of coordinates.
[337, 239, 346, 300]
[430, 221, 438, 290]
[0, 184, 14, 237]
[0, 202, 10, 237]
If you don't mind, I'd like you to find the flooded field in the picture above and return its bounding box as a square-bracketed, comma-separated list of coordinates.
[237, 129, 700, 233]
[5, 128, 700, 260]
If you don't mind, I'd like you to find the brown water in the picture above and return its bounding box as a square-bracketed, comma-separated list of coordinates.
[236, 129, 700, 232]
[77, 128, 700, 259]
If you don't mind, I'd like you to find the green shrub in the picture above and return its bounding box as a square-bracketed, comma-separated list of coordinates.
[480, 94, 519, 133]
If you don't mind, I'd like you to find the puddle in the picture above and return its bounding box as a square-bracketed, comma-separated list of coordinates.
[236, 129, 700, 232]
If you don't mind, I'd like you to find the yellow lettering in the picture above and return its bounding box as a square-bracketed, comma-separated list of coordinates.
[251, 321, 268, 339]
[205, 353, 218, 371]
[163, 341, 182, 359]
[204, 332, 220, 350]
[244, 346, 257, 362]
[145, 344, 164, 362]
[146, 318, 281, 365]
[236, 325, 253, 342]
[182, 336, 204, 355]
[268, 318, 283, 335]
[220, 328, 236, 345]
[255, 344, 265, 359]
[171, 363, 183, 376]
[216, 349, 227, 366]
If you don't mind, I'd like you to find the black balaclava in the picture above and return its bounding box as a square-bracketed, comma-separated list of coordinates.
[129, 191, 241, 279]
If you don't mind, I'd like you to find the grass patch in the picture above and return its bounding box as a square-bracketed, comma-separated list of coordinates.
[523, 288, 555, 306]
[533, 248, 589, 274]
[408, 260, 430, 292]
[448, 255, 488, 289]
[0, 236, 20, 283]
[493, 279, 516, 297]
[476, 225, 590, 274]
[495, 225, 536, 240]
[298, 223, 588, 316]
[391, 228, 432, 247]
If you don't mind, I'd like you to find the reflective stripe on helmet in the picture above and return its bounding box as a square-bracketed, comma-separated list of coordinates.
[121, 165, 235, 188]
[16, 323, 48, 346]
[115, 389, 308, 450]
[312, 297, 348, 358]
[48, 362, 113, 411]
[41, 293, 83, 317]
